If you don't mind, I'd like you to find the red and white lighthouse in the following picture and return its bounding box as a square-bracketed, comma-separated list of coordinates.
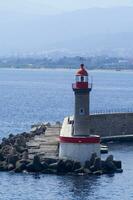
[59, 64, 100, 164]
[73, 64, 91, 136]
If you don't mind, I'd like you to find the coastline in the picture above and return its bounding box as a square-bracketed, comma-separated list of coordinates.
[0, 67, 133, 72]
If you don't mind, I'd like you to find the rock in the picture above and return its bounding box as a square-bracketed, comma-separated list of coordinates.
[31, 125, 46, 135]
[0, 152, 5, 161]
[84, 160, 90, 169]
[105, 161, 117, 172]
[83, 168, 92, 174]
[9, 134, 14, 139]
[21, 132, 30, 139]
[105, 155, 117, 172]
[105, 155, 114, 163]
[14, 136, 27, 148]
[94, 157, 102, 170]
[64, 160, 74, 172]
[74, 167, 84, 174]
[101, 160, 106, 171]
[113, 161, 122, 169]
[15, 146, 28, 154]
[27, 155, 43, 172]
[41, 161, 49, 170]
[10, 147, 17, 155]
[0, 161, 8, 171]
[57, 160, 66, 173]
[49, 159, 74, 173]
[8, 164, 14, 171]
[2, 138, 10, 146]
[22, 151, 29, 160]
[89, 153, 97, 167]
[73, 161, 81, 171]
[1, 145, 12, 156]
[93, 170, 103, 175]
[90, 157, 101, 172]
[7, 154, 19, 167]
[45, 122, 51, 127]
[49, 162, 58, 170]
[19, 159, 30, 165]
[26, 163, 35, 172]
[15, 161, 28, 173]
[43, 158, 58, 165]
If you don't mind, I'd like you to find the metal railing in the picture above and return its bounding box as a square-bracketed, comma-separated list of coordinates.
[90, 107, 133, 115]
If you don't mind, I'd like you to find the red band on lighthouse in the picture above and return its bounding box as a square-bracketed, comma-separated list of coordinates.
[59, 136, 100, 144]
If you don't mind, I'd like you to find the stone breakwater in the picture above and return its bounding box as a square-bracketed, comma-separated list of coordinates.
[0, 123, 123, 175]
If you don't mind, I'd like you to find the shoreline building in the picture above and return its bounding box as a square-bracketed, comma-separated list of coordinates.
[59, 64, 100, 164]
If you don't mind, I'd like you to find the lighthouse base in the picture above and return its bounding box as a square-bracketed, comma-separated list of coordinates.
[59, 141, 100, 165]
[59, 117, 101, 165]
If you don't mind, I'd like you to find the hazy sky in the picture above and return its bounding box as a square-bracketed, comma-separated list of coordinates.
[43, 0, 133, 11]
[0, 0, 133, 14]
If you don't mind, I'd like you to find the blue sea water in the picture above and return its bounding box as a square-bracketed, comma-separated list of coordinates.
[0, 68, 133, 200]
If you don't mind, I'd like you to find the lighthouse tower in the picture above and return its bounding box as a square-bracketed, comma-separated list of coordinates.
[73, 64, 91, 136]
[59, 64, 100, 164]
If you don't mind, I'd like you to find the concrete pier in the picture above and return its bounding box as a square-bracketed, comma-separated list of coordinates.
[27, 125, 61, 160]
[26, 124, 133, 162]
[0, 123, 123, 174]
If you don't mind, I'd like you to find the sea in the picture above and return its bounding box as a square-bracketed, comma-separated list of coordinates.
[0, 68, 133, 200]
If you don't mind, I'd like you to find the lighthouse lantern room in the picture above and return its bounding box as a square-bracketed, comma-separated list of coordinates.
[59, 64, 100, 165]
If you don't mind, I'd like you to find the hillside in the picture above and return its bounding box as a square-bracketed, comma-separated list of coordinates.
[0, 6, 133, 56]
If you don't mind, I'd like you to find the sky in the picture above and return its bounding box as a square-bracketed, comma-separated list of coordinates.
[0, 0, 133, 15]
[43, 0, 133, 11]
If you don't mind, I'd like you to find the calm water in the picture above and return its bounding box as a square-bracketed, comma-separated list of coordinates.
[0, 68, 133, 200]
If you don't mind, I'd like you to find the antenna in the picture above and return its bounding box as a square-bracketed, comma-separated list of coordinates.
[79, 57, 85, 65]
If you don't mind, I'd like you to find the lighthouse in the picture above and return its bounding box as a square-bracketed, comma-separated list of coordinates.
[59, 64, 100, 164]
[73, 64, 91, 136]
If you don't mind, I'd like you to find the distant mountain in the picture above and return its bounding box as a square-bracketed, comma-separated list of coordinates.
[0, 6, 133, 56]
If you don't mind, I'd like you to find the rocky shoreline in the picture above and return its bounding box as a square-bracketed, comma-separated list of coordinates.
[0, 123, 123, 175]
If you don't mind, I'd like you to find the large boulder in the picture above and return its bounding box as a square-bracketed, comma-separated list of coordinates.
[7, 154, 19, 167]
[41, 161, 49, 170]
[1, 145, 12, 156]
[0, 161, 8, 171]
[43, 158, 58, 165]
[27, 155, 43, 172]
[104, 155, 117, 172]
[73, 161, 81, 171]
[14, 160, 29, 173]
[0, 152, 5, 161]
[8, 164, 14, 171]
[84, 160, 90, 169]
[74, 167, 85, 174]
[89, 153, 97, 167]
[90, 157, 102, 172]
[64, 160, 74, 172]
[49, 162, 58, 170]
[57, 160, 66, 173]
[31, 125, 46, 136]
